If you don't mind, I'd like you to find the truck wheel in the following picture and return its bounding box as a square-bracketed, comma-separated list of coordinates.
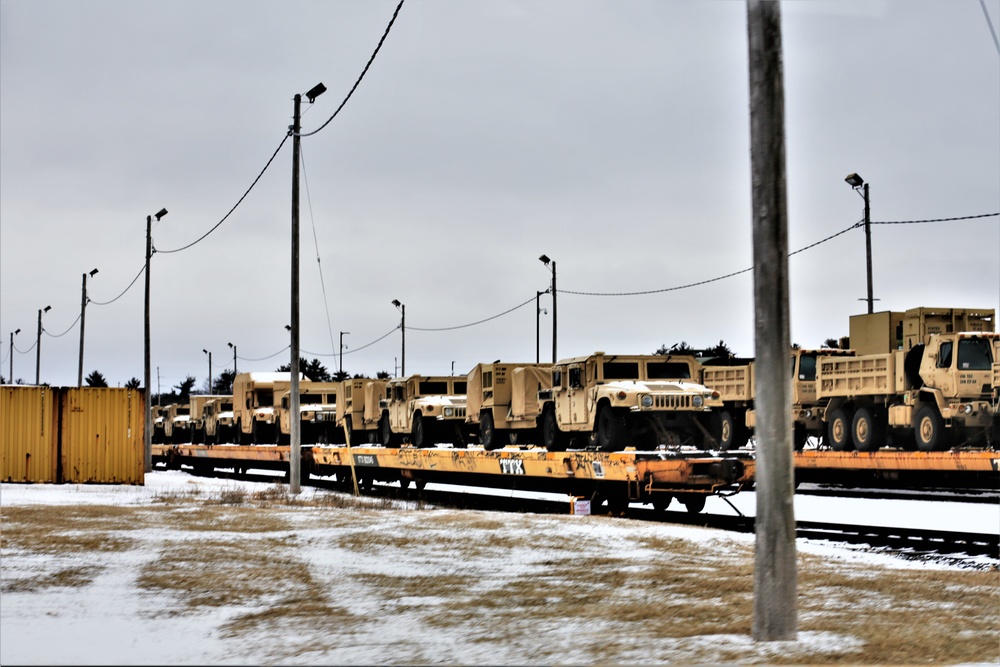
[709, 410, 737, 450]
[596, 406, 628, 452]
[915, 405, 950, 451]
[852, 407, 884, 452]
[412, 413, 434, 448]
[827, 408, 853, 451]
[480, 412, 500, 450]
[793, 423, 809, 451]
[379, 413, 396, 448]
[542, 407, 567, 452]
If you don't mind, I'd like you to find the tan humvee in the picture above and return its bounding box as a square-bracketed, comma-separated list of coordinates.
[377, 375, 469, 448]
[335, 378, 388, 446]
[275, 380, 343, 445]
[466, 362, 552, 449]
[232, 372, 309, 445]
[188, 394, 229, 444]
[203, 397, 235, 444]
[151, 405, 166, 444]
[162, 403, 191, 444]
[540, 352, 722, 452]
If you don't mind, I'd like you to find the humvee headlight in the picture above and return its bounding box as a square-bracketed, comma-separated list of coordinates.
[962, 404, 973, 414]
[444, 407, 455, 417]
[640, 395, 653, 408]
[692, 395, 704, 408]
[617, 390, 627, 400]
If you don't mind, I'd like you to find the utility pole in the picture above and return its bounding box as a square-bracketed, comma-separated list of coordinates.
[539, 256, 557, 363]
[392, 300, 405, 376]
[10, 328, 20, 383]
[78, 269, 97, 387]
[535, 290, 547, 364]
[339, 331, 349, 377]
[228, 342, 237, 378]
[845, 174, 874, 314]
[203, 349, 212, 393]
[35, 306, 50, 385]
[747, 0, 797, 642]
[144, 208, 167, 473]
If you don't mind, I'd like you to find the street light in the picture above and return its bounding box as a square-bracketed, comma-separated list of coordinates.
[339, 331, 350, 377]
[145, 207, 168, 473]
[35, 305, 51, 385]
[392, 300, 405, 376]
[290, 81, 326, 495]
[535, 290, 548, 364]
[9, 328, 20, 383]
[227, 342, 237, 378]
[539, 255, 557, 363]
[844, 173, 874, 314]
[203, 349, 212, 394]
[78, 268, 98, 387]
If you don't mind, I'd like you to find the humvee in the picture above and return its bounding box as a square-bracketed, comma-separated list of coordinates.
[378, 375, 469, 448]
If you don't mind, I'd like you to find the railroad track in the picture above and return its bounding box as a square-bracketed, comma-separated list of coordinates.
[794, 483, 999, 504]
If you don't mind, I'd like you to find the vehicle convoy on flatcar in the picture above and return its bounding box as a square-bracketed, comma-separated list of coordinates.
[539, 352, 723, 452]
[275, 380, 343, 445]
[335, 377, 388, 445]
[377, 375, 470, 447]
[201, 396, 234, 444]
[232, 372, 308, 445]
[188, 394, 228, 444]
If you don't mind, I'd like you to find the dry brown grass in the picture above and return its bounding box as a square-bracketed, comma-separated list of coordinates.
[1, 505, 138, 554]
[1, 565, 105, 593]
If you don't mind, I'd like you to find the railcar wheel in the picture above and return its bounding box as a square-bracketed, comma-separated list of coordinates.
[680, 494, 707, 513]
[399, 478, 411, 490]
[596, 406, 628, 452]
[915, 405, 950, 452]
[651, 495, 672, 512]
[827, 408, 853, 451]
[480, 412, 499, 450]
[415, 479, 427, 491]
[542, 407, 567, 452]
[852, 407, 884, 452]
[606, 495, 629, 516]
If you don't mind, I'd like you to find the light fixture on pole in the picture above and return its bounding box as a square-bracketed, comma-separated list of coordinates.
[290, 81, 326, 495]
[35, 305, 51, 385]
[144, 207, 168, 473]
[203, 349, 212, 394]
[339, 331, 350, 377]
[78, 268, 98, 387]
[538, 255, 557, 363]
[10, 328, 21, 383]
[845, 173, 874, 314]
[392, 300, 405, 376]
[227, 342, 237, 378]
[535, 290, 548, 364]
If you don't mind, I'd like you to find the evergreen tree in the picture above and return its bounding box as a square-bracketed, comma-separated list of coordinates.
[125, 377, 141, 390]
[85, 370, 109, 387]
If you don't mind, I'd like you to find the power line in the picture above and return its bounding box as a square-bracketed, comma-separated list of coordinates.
[157, 133, 290, 254]
[42, 313, 82, 338]
[980, 0, 1000, 57]
[13, 339, 37, 354]
[300, 143, 339, 357]
[335, 326, 400, 356]
[237, 345, 291, 362]
[871, 212, 998, 225]
[89, 264, 146, 306]
[299, 0, 406, 139]
[408, 296, 538, 332]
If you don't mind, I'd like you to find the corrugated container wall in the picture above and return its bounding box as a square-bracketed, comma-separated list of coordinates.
[1, 385, 59, 483]
[61, 388, 144, 484]
[0, 386, 144, 484]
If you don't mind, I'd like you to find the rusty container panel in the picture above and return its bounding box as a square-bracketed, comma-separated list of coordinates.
[61, 388, 144, 484]
[0, 385, 59, 483]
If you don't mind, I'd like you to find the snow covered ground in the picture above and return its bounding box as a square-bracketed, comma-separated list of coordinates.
[1, 471, 997, 665]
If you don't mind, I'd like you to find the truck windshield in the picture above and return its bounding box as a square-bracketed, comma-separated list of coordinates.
[418, 381, 448, 395]
[957, 338, 993, 371]
[452, 381, 467, 394]
[603, 362, 640, 379]
[798, 354, 816, 381]
[647, 362, 691, 379]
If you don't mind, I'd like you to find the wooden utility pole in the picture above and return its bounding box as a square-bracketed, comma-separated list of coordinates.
[290, 91, 303, 494]
[747, 0, 797, 642]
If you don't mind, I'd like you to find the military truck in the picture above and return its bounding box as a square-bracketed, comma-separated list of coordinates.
[232, 372, 309, 445]
[188, 394, 229, 444]
[335, 378, 388, 445]
[701, 348, 856, 450]
[163, 403, 193, 443]
[378, 375, 469, 448]
[466, 362, 552, 449]
[817, 308, 997, 451]
[275, 381, 343, 445]
[151, 406, 166, 444]
[203, 396, 235, 444]
[539, 352, 723, 452]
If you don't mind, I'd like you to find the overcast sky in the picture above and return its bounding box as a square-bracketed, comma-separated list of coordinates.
[2, 0, 998, 390]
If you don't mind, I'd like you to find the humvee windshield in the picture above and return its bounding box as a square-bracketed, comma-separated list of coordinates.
[647, 361, 692, 380]
[603, 362, 640, 380]
[418, 381, 448, 395]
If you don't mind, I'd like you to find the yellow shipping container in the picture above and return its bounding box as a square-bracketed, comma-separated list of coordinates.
[61, 388, 144, 484]
[1, 385, 60, 483]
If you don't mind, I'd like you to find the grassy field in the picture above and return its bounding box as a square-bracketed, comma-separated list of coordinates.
[2, 484, 997, 665]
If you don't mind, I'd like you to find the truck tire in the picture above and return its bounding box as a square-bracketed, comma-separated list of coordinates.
[709, 410, 739, 450]
[542, 407, 567, 452]
[596, 406, 628, 452]
[852, 407, 884, 452]
[480, 412, 500, 450]
[915, 405, 950, 452]
[412, 413, 435, 448]
[379, 413, 397, 448]
[827, 408, 853, 451]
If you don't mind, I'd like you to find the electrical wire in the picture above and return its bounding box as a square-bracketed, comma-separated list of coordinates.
[298, 0, 406, 139]
[157, 133, 290, 254]
[337, 326, 400, 356]
[89, 264, 146, 306]
[871, 212, 998, 225]
[42, 313, 82, 338]
[980, 0, 1000, 57]
[236, 345, 291, 362]
[13, 339, 37, 354]
[408, 296, 538, 331]
[300, 143, 339, 357]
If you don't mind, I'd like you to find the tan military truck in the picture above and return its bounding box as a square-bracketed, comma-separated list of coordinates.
[232, 372, 309, 445]
[378, 375, 469, 448]
[817, 308, 997, 451]
[203, 396, 235, 444]
[466, 362, 552, 449]
[992, 339, 1000, 443]
[188, 394, 229, 444]
[151, 405, 166, 444]
[335, 378, 388, 445]
[275, 380, 343, 445]
[539, 352, 723, 452]
[162, 403, 192, 443]
[701, 348, 856, 450]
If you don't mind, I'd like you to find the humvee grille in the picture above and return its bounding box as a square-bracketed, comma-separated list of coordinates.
[652, 394, 693, 409]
